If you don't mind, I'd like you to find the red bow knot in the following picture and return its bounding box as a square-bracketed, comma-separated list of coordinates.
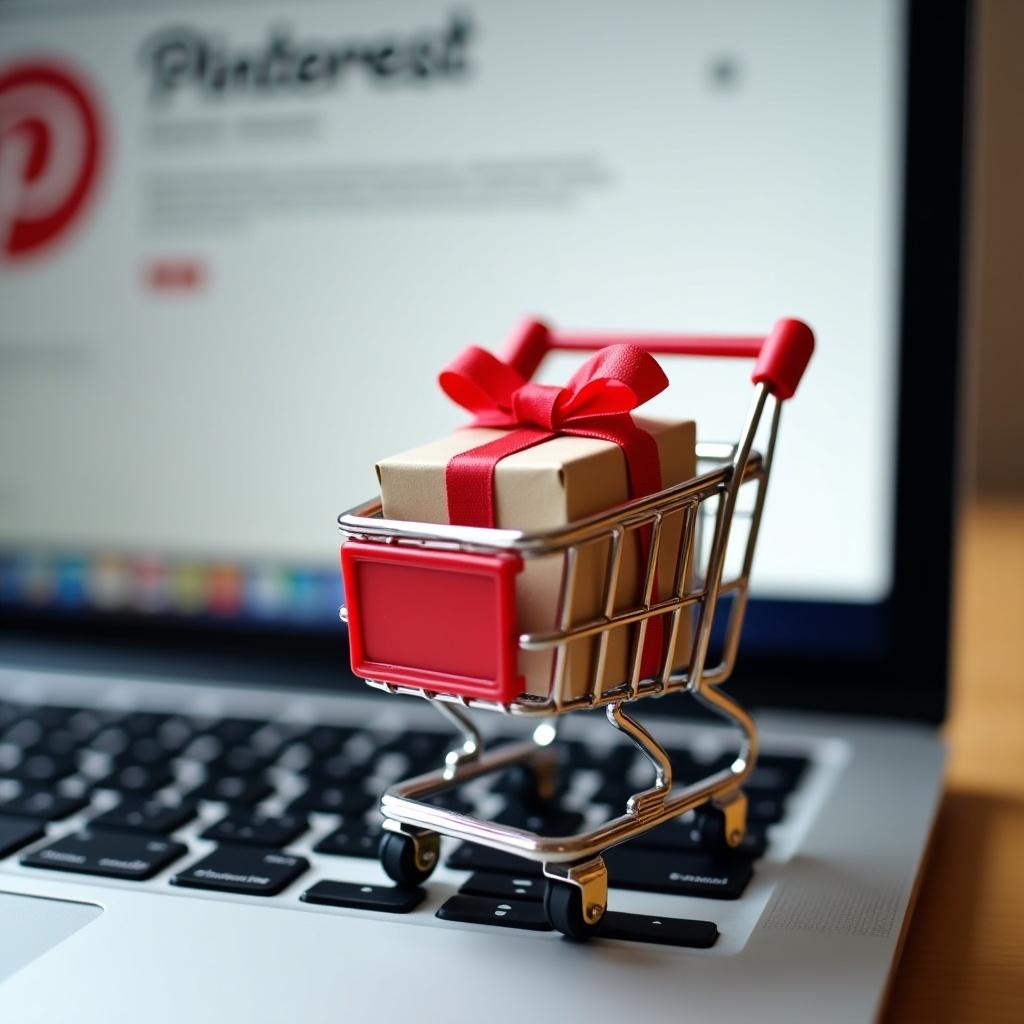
[439, 343, 669, 434]
[438, 343, 668, 529]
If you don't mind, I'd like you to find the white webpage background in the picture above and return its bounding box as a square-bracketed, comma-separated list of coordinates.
[0, 0, 903, 602]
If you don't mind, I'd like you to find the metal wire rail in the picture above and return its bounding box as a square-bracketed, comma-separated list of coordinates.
[337, 318, 813, 938]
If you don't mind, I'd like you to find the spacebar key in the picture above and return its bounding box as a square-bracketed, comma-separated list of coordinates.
[606, 847, 753, 900]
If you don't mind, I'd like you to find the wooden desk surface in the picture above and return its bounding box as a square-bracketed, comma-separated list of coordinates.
[883, 499, 1024, 1022]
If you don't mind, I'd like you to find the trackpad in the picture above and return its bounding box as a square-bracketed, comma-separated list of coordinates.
[0, 892, 102, 983]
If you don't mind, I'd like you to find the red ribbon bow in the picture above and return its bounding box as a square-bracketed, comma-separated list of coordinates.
[439, 343, 669, 528]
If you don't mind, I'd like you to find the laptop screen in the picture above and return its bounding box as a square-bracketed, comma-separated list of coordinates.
[0, 1, 955, 703]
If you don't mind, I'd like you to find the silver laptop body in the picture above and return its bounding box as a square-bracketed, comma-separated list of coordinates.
[0, 1, 969, 1021]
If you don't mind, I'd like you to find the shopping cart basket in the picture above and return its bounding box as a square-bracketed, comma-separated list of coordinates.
[338, 317, 813, 938]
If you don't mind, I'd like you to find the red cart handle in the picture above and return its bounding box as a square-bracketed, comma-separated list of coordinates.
[502, 317, 813, 401]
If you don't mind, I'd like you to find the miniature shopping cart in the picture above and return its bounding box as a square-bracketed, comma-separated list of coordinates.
[338, 318, 813, 939]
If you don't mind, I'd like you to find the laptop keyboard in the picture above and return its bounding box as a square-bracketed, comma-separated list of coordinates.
[0, 698, 809, 947]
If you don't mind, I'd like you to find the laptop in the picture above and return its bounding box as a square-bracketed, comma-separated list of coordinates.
[0, 1, 969, 1021]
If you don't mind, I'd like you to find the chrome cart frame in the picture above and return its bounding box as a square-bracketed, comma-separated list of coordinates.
[338, 318, 813, 938]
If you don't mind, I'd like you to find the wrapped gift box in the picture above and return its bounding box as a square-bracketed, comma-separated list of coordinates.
[376, 415, 696, 700]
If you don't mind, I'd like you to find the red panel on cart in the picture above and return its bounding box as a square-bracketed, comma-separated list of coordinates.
[341, 542, 524, 702]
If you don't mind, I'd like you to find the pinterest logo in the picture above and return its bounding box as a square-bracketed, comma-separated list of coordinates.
[0, 59, 104, 262]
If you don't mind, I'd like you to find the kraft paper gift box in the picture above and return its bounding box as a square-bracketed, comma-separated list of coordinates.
[376, 415, 696, 700]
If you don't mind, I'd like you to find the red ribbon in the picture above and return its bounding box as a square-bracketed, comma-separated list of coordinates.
[439, 343, 669, 527]
[438, 342, 671, 680]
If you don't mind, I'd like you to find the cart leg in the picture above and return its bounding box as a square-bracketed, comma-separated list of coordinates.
[543, 856, 608, 940]
[692, 682, 757, 853]
[528, 722, 560, 802]
[693, 684, 759, 784]
[430, 699, 484, 779]
[425, 698, 557, 805]
[379, 821, 440, 887]
[702, 789, 748, 853]
[606, 703, 673, 815]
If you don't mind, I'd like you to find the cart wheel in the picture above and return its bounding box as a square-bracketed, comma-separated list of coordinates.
[700, 797, 747, 855]
[544, 880, 605, 941]
[379, 830, 439, 888]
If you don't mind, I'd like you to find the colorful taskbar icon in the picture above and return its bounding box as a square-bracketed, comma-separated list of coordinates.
[0, 552, 344, 625]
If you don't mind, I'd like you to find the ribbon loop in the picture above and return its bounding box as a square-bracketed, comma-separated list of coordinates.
[439, 341, 669, 433]
[437, 346, 521, 427]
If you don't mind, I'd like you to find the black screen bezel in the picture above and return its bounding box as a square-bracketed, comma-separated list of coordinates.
[0, 0, 971, 725]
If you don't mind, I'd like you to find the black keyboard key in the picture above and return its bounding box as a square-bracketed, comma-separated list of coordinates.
[171, 847, 308, 896]
[5, 752, 76, 784]
[153, 716, 198, 753]
[654, 748, 707, 784]
[489, 760, 567, 803]
[247, 722, 305, 760]
[95, 763, 174, 795]
[302, 880, 424, 914]
[276, 741, 314, 773]
[0, 789, 88, 821]
[116, 737, 168, 767]
[753, 753, 809, 792]
[18, 705, 74, 731]
[2, 718, 44, 749]
[22, 830, 186, 880]
[459, 872, 545, 902]
[306, 754, 361, 785]
[747, 795, 786, 824]
[201, 810, 307, 848]
[436, 894, 552, 932]
[446, 844, 540, 876]
[597, 912, 718, 948]
[494, 803, 584, 836]
[90, 797, 196, 835]
[0, 701, 26, 730]
[65, 708, 109, 743]
[604, 847, 752, 900]
[632, 816, 768, 859]
[451, 843, 752, 899]
[743, 765, 796, 794]
[209, 717, 262, 747]
[376, 731, 448, 773]
[120, 712, 168, 738]
[37, 728, 80, 758]
[208, 746, 272, 776]
[288, 784, 374, 815]
[300, 725, 354, 757]
[88, 726, 131, 757]
[190, 775, 273, 806]
[180, 734, 224, 764]
[0, 814, 45, 858]
[313, 820, 381, 859]
[563, 739, 608, 772]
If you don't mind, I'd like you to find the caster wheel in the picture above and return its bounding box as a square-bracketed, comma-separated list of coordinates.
[544, 880, 605, 941]
[379, 830, 439, 888]
[699, 799, 747, 855]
